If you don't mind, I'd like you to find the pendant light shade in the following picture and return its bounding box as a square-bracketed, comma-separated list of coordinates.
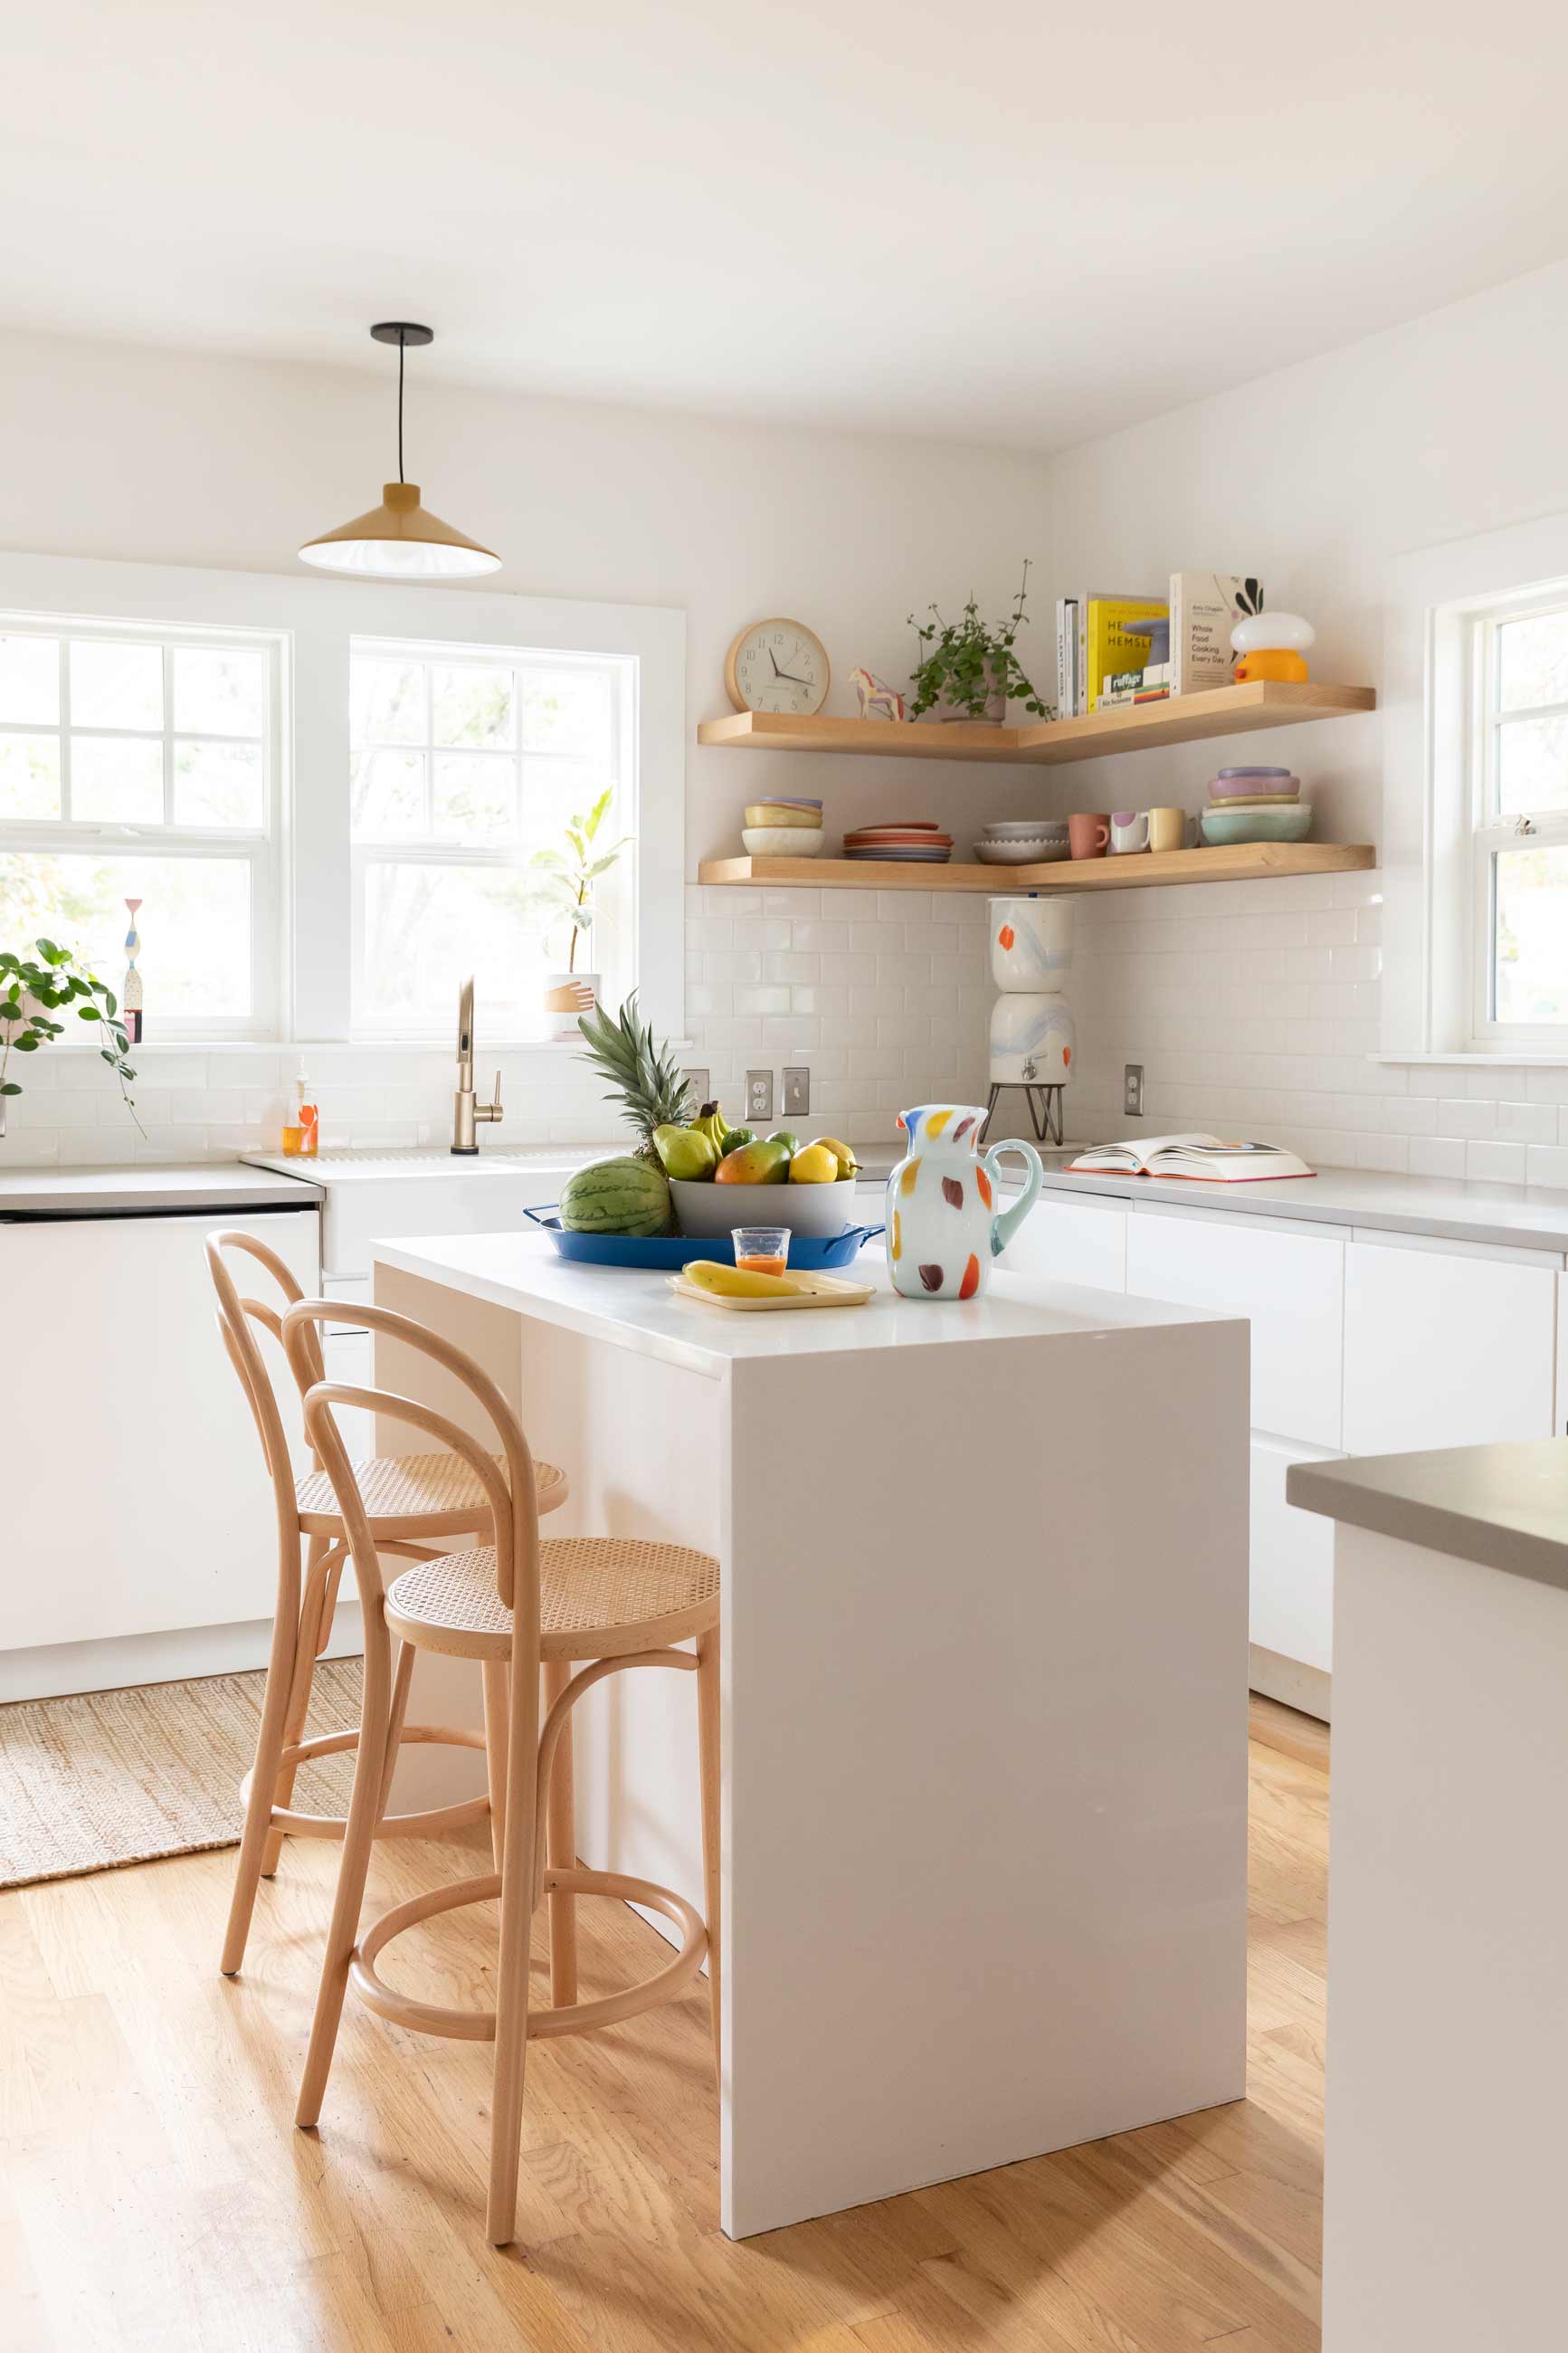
[299, 323, 500, 580]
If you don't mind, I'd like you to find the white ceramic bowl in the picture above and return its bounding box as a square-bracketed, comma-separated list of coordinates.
[981, 819, 1069, 839]
[670, 1174, 859, 1237]
[741, 826, 824, 856]
[974, 838, 1070, 863]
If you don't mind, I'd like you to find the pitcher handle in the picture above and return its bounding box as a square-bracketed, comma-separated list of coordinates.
[984, 1137, 1044, 1258]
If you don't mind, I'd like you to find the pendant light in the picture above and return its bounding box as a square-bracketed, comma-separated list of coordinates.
[299, 323, 500, 579]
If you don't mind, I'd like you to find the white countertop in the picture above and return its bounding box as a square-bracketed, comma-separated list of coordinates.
[0, 1161, 324, 1215]
[1288, 1440, 1568, 1594]
[373, 1228, 1236, 1382]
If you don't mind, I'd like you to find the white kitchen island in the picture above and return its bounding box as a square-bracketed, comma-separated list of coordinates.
[369, 1231, 1250, 2239]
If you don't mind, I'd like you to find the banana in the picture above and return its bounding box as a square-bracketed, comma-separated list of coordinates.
[689, 1100, 730, 1155]
[681, 1260, 810, 1300]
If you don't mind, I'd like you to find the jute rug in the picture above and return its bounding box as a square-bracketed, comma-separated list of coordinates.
[0, 1659, 364, 1891]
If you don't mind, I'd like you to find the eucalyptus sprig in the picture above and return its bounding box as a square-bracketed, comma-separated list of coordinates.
[0, 939, 143, 1135]
[530, 787, 632, 975]
[908, 557, 1054, 721]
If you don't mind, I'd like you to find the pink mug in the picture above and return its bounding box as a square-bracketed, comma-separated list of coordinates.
[1069, 812, 1110, 860]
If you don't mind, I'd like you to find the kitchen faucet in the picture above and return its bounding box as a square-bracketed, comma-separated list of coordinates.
[452, 976, 503, 1154]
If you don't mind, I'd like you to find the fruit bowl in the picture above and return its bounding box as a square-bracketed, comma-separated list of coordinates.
[670, 1174, 860, 1238]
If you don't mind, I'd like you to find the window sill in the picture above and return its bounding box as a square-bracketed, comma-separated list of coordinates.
[1372, 1053, 1568, 1068]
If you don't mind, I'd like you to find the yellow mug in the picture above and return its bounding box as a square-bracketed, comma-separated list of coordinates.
[1147, 806, 1185, 853]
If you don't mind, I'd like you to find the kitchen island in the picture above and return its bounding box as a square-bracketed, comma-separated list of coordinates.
[370, 1232, 1250, 2238]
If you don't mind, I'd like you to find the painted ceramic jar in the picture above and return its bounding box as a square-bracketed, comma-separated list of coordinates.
[989, 895, 1074, 994]
[886, 1103, 1043, 1300]
[988, 992, 1075, 1085]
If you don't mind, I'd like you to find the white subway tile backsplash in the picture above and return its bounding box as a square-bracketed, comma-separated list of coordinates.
[1465, 1138, 1527, 1185]
[1409, 1136, 1468, 1179]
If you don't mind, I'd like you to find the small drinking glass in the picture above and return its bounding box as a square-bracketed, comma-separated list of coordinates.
[732, 1225, 791, 1278]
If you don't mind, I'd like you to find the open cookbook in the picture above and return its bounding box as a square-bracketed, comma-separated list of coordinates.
[1067, 1133, 1316, 1183]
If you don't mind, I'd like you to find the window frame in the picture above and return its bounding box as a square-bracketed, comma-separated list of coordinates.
[0, 608, 286, 1039]
[1466, 592, 1568, 1049]
[0, 552, 686, 1053]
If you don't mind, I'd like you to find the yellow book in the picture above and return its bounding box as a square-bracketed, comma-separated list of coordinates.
[1084, 595, 1168, 713]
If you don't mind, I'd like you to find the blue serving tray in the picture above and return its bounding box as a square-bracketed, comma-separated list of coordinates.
[524, 1205, 883, 1272]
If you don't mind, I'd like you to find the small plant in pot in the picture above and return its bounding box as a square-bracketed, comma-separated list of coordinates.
[908, 559, 1054, 724]
[1, 938, 141, 1140]
[530, 788, 632, 1042]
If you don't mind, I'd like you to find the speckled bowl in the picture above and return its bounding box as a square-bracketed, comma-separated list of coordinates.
[1199, 803, 1314, 845]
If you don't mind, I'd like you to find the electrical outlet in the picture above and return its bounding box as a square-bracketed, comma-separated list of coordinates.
[783, 1065, 810, 1118]
[746, 1068, 774, 1124]
[682, 1066, 710, 1110]
[1124, 1062, 1145, 1118]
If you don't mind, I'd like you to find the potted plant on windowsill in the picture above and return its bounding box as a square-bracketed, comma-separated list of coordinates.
[530, 788, 633, 1043]
[908, 559, 1054, 725]
[0, 938, 141, 1140]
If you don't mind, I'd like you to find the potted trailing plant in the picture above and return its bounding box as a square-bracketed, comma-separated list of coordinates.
[908, 559, 1054, 724]
[1, 938, 141, 1139]
[530, 787, 633, 1041]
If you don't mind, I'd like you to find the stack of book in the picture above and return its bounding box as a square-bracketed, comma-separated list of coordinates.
[1056, 574, 1266, 714]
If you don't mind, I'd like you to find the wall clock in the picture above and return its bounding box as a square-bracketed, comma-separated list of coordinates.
[725, 618, 831, 716]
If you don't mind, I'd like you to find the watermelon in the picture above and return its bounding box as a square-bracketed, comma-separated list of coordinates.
[559, 1155, 670, 1237]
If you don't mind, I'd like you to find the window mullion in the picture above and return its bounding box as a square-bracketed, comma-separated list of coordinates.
[162, 640, 175, 824]
[58, 635, 71, 822]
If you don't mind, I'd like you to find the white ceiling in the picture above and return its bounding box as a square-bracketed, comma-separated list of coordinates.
[8, 0, 1568, 452]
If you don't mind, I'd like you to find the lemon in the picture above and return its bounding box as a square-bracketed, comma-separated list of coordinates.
[788, 1143, 840, 1185]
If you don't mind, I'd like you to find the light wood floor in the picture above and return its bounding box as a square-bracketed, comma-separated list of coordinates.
[0, 1696, 1328, 2352]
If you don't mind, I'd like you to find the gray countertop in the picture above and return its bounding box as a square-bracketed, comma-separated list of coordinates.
[0, 1162, 324, 1216]
[1288, 1441, 1568, 1595]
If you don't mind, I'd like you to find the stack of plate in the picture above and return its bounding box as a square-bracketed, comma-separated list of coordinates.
[973, 818, 1070, 866]
[1200, 769, 1312, 844]
[742, 795, 824, 856]
[842, 820, 953, 864]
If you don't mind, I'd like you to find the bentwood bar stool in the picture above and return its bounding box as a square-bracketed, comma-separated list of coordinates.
[281, 1297, 721, 2247]
[206, 1231, 569, 1977]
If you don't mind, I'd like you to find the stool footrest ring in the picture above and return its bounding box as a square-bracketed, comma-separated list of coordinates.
[239, 1720, 489, 1842]
[347, 1864, 708, 2043]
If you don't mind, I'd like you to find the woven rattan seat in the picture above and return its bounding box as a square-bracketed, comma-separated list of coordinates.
[295, 1450, 567, 1536]
[385, 1536, 720, 1661]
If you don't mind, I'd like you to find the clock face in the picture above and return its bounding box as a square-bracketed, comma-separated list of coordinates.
[727, 619, 830, 716]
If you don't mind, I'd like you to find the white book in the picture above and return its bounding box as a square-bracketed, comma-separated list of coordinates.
[1068, 1131, 1316, 1183]
[1169, 574, 1264, 695]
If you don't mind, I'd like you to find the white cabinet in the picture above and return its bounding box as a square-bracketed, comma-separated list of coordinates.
[1, 1205, 320, 1658]
[1000, 1194, 1127, 1291]
[1343, 1237, 1557, 1455]
[1250, 1435, 1338, 1675]
[1126, 1208, 1345, 1447]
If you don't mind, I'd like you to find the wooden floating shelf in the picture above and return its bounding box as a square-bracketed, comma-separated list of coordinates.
[697, 680, 1376, 767]
[698, 843, 1378, 894]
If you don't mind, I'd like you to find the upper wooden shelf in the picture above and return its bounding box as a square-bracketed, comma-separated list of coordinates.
[698, 843, 1376, 894]
[696, 679, 1376, 767]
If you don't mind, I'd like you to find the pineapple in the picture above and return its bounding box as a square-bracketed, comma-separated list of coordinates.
[576, 994, 692, 1159]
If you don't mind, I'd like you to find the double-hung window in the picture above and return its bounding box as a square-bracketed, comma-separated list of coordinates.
[1468, 597, 1568, 1042]
[349, 635, 636, 1039]
[0, 617, 281, 1034]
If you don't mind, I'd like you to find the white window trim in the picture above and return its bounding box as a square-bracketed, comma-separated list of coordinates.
[1383, 509, 1568, 1062]
[0, 551, 686, 1049]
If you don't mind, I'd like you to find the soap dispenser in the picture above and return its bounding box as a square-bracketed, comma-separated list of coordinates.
[282, 1065, 318, 1158]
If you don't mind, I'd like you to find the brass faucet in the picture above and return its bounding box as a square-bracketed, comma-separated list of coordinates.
[452, 976, 503, 1154]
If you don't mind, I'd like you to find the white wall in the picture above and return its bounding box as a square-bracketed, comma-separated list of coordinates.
[1044, 257, 1568, 1181]
[0, 329, 1054, 1164]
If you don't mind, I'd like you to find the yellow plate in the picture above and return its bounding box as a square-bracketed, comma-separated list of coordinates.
[668, 1272, 873, 1311]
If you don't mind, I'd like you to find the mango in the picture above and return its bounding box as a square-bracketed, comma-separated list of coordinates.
[715, 1138, 791, 1185]
[788, 1143, 840, 1185]
[654, 1123, 718, 1180]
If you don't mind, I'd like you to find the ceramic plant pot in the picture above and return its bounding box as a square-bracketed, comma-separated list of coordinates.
[885, 1103, 1043, 1300]
[542, 970, 598, 1042]
[988, 993, 1075, 1084]
[988, 896, 1074, 993]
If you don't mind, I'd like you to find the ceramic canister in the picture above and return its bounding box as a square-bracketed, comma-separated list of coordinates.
[885, 1103, 1043, 1300]
[989, 992, 1074, 1084]
[988, 895, 1074, 993]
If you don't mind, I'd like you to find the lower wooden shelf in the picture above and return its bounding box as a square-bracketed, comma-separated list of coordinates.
[698, 843, 1377, 893]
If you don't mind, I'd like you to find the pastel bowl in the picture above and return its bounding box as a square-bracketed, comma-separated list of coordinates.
[670, 1174, 859, 1237]
[741, 826, 824, 856]
[981, 818, 1069, 839]
[973, 839, 1071, 863]
[1199, 803, 1314, 846]
[1208, 772, 1298, 800]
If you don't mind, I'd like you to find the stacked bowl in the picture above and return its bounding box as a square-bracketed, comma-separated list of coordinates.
[974, 818, 1070, 865]
[743, 795, 824, 856]
[1199, 767, 1312, 845]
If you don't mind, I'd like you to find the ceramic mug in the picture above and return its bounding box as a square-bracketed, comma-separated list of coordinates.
[1109, 810, 1149, 854]
[1068, 812, 1110, 860]
[1146, 806, 1184, 853]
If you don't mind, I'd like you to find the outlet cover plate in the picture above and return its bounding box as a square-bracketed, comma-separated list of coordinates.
[1124, 1062, 1145, 1118]
[683, 1067, 710, 1110]
[746, 1068, 774, 1123]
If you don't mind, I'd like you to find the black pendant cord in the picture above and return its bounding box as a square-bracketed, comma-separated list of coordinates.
[397, 332, 405, 485]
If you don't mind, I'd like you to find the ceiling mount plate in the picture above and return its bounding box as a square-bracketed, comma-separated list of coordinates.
[370, 321, 433, 348]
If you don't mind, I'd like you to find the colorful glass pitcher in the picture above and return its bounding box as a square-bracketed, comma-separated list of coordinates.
[886, 1104, 1043, 1300]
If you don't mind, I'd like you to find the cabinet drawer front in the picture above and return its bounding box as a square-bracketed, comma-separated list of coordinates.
[999, 1197, 1127, 1291]
[1252, 1435, 1337, 1672]
[1126, 1212, 1344, 1446]
[1344, 1240, 1557, 1455]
